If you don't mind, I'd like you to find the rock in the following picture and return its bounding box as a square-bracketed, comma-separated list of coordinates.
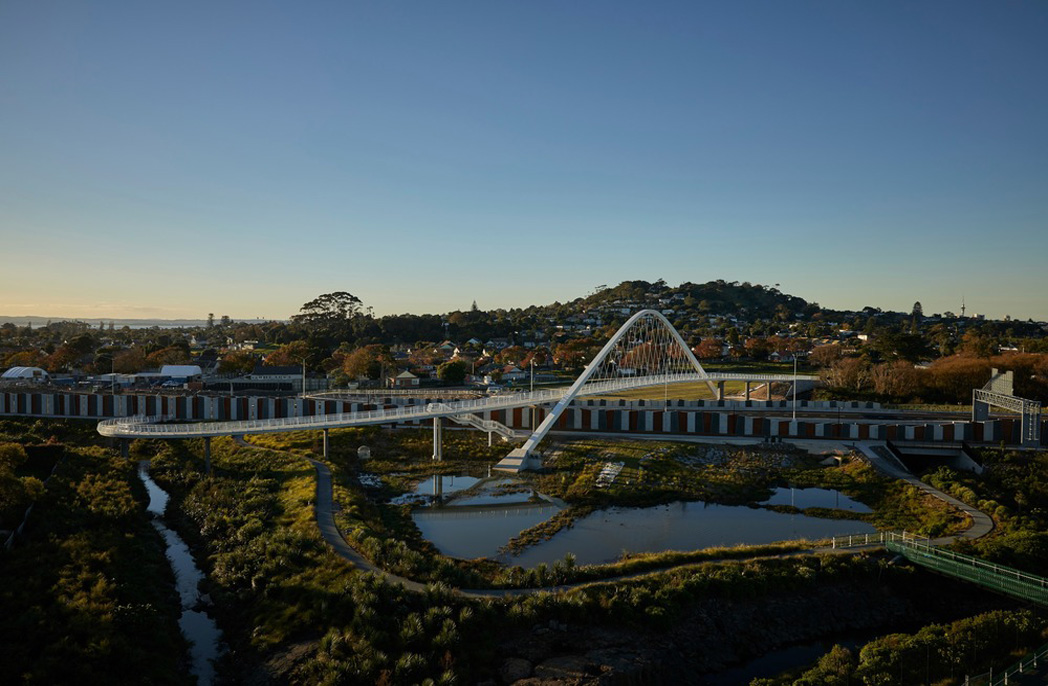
[499, 657, 533, 684]
[534, 655, 598, 680]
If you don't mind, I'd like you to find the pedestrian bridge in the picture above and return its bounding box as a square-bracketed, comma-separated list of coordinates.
[98, 310, 817, 469]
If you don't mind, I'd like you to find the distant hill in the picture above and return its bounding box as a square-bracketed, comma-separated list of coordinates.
[576, 279, 815, 320]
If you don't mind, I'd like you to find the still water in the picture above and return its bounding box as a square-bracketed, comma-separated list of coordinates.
[411, 477, 876, 567]
[138, 463, 223, 686]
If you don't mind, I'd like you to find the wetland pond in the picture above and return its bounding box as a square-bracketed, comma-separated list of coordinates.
[409, 478, 876, 567]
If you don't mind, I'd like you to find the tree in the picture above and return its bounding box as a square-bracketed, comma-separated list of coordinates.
[437, 360, 468, 385]
[0, 443, 43, 517]
[342, 344, 392, 381]
[823, 357, 871, 392]
[265, 341, 311, 367]
[692, 339, 723, 360]
[218, 351, 256, 374]
[809, 344, 842, 368]
[911, 301, 923, 319]
[292, 292, 363, 328]
[207, 313, 215, 328]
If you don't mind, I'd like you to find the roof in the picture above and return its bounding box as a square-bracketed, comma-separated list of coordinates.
[160, 365, 203, 377]
[251, 365, 301, 376]
[1, 366, 50, 379]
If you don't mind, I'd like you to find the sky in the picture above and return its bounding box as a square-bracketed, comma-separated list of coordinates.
[2, 1, 1046, 322]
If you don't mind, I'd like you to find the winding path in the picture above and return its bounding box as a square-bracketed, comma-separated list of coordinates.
[293, 439, 995, 599]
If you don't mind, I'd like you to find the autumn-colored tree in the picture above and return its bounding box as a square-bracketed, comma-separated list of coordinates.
[823, 357, 871, 392]
[4, 350, 47, 368]
[113, 347, 148, 374]
[217, 351, 257, 375]
[960, 330, 997, 359]
[44, 345, 80, 372]
[809, 344, 842, 368]
[490, 346, 523, 366]
[342, 344, 393, 381]
[870, 360, 923, 399]
[923, 355, 991, 403]
[692, 339, 723, 360]
[146, 345, 191, 368]
[265, 340, 311, 367]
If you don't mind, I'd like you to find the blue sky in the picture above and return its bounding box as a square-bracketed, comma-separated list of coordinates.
[2, 1, 1046, 321]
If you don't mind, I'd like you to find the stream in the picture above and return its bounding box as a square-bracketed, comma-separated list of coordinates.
[138, 462, 223, 686]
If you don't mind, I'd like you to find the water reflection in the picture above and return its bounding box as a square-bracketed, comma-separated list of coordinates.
[762, 487, 871, 512]
[511, 501, 876, 568]
[138, 463, 223, 686]
[407, 473, 876, 568]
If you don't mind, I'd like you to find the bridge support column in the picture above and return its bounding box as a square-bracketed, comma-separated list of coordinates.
[971, 391, 989, 421]
[717, 381, 725, 400]
[120, 439, 129, 459]
[432, 417, 442, 461]
[488, 431, 493, 447]
[322, 428, 329, 459]
[203, 436, 211, 475]
[744, 382, 751, 401]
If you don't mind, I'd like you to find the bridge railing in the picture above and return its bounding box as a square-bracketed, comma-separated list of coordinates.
[969, 641, 1048, 685]
[828, 530, 1048, 607]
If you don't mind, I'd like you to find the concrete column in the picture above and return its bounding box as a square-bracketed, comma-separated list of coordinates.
[488, 431, 493, 447]
[717, 381, 725, 400]
[322, 428, 329, 459]
[203, 436, 211, 474]
[432, 416, 443, 461]
[744, 382, 751, 401]
[120, 439, 129, 459]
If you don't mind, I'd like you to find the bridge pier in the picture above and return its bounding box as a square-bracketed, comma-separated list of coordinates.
[717, 381, 725, 400]
[203, 436, 211, 474]
[120, 439, 129, 459]
[432, 416, 442, 461]
[488, 431, 493, 447]
[322, 428, 329, 459]
[744, 382, 751, 401]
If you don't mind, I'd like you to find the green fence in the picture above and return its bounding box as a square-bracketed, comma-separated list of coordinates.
[827, 531, 1048, 683]
[828, 531, 1048, 608]
[884, 535, 1048, 608]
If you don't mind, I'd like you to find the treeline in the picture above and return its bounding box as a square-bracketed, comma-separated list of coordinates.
[819, 351, 1048, 403]
[755, 610, 1047, 686]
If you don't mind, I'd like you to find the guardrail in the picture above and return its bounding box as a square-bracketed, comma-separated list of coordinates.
[96, 371, 822, 439]
[968, 642, 1048, 685]
[828, 530, 1048, 607]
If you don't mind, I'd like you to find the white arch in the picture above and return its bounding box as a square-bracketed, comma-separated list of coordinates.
[509, 309, 714, 463]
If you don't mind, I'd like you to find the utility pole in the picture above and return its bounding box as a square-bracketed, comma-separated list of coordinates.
[792, 353, 798, 422]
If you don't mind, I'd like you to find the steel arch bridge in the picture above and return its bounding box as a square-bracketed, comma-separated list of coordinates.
[98, 310, 816, 470]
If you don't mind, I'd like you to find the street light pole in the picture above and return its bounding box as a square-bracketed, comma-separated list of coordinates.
[792, 353, 798, 422]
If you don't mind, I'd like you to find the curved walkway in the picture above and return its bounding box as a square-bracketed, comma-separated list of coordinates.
[853, 441, 994, 541]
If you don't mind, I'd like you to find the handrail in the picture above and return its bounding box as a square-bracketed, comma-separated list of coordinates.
[97, 369, 816, 438]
